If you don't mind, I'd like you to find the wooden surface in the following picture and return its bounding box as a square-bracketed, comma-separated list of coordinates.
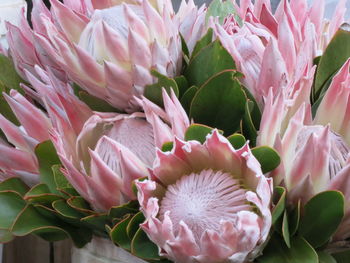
[3, 236, 72, 263]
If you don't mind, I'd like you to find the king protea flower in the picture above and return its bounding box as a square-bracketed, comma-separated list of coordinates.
[0, 89, 51, 186]
[213, 0, 346, 105]
[7, 0, 182, 112]
[257, 59, 350, 241]
[137, 131, 272, 263]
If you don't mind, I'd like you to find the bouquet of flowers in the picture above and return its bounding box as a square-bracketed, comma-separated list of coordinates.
[0, 0, 350, 262]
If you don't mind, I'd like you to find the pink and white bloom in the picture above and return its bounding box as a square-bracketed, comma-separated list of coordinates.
[7, 0, 182, 112]
[137, 131, 272, 263]
[0, 89, 51, 186]
[214, 0, 346, 105]
[257, 59, 350, 241]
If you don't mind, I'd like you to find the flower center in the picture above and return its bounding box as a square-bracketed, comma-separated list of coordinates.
[159, 170, 251, 242]
[96, 117, 155, 175]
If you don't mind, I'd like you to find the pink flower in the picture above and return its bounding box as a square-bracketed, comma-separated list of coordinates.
[7, 0, 182, 112]
[137, 131, 272, 263]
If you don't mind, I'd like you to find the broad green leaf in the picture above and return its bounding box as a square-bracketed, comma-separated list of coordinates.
[180, 85, 198, 113]
[272, 186, 286, 225]
[190, 70, 246, 135]
[314, 26, 350, 99]
[318, 251, 336, 263]
[184, 124, 215, 143]
[35, 140, 61, 194]
[0, 191, 26, 229]
[144, 70, 179, 107]
[299, 191, 345, 248]
[0, 178, 29, 197]
[0, 229, 14, 243]
[251, 146, 281, 174]
[161, 142, 174, 152]
[282, 212, 290, 248]
[67, 196, 94, 215]
[257, 235, 318, 263]
[192, 28, 213, 58]
[0, 54, 26, 92]
[185, 40, 236, 87]
[332, 249, 350, 263]
[74, 84, 120, 112]
[289, 200, 301, 236]
[180, 34, 190, 58]
[127, 212, 145, 239]
[24, 184, 62, 205]
[131, 228, 160, 260]
[205, 0, 241, 25]
[81, 214, 109, 234]
[0, 94, 20, 125]
[52, 199, 83, 220]
[174, 76, 189, 97]
[227, 133, 246, 149]
[11, 204, 91, 247]
[110, 214, 133, 250]
[241, 101, 258, 146]
[109, 200, 139, 220]
[52, 165, 73, 190]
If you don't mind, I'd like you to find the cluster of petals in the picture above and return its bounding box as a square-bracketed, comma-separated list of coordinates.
[5, 0, 183, 112]
[257, 59, 350, 241]
[213, 0, 346, 105]
[23, 65, 190, 211]
[137, 131, 272, 263]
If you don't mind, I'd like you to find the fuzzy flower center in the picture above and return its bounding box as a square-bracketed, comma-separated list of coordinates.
[159, 170, 251, 242]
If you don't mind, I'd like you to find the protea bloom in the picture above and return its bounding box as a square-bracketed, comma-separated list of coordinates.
[213, 0, 346, 105]
[257, 59, 350, 241]
[137, 131, 272, 263]
[7, 0, 182, 112]
[0, 89, 51, 186]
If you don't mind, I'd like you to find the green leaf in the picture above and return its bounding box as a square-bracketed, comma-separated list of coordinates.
[190, 70, 246, 135]
[0, 178, 29, 197]
[126, 212, 145, 239]
[205, 0, 241, 25]
[257, 235, 318, 263]
[185, 40, 236, 87]
[317, 251, 336, 263]
[0, 229, 14, 243]
[67, 196, 94, 215]
[180, 34, 190, 58]
[110, 214, 133, 250]
[0, 54, 26, 92]
[332, 249, 350, 263]
[180, 85, 198, 113]
[241, 100, 258, 146]
[282, 211, 290, 248]
[272, 186, 286, 225]
[11, 204, 91, 247]
[227, 133, 246, 149]
[174, 76, 189, 97]
[35, 140, 61, 194]
[191, 28, 213, 58]
[52, 165, 73, 190]
[131, 228, 160, 260]
[144, 70, 179, 107]
[24, 184, 62, 205]
[299, 191, 345, 248]
[52, 199, 83, 221]
[314, 26, 350, 100]
[289, 200, 301, 236]
[161, 142, 174, 152]
[109, 200, 139, 220]
[184, 124, 215, 143]
[73, 84, 120, 112]
[0, 191, 26, 229]
[81, 214, 109, 234]
[251, 146, 281, 174]
[0, 93, 20, 125]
